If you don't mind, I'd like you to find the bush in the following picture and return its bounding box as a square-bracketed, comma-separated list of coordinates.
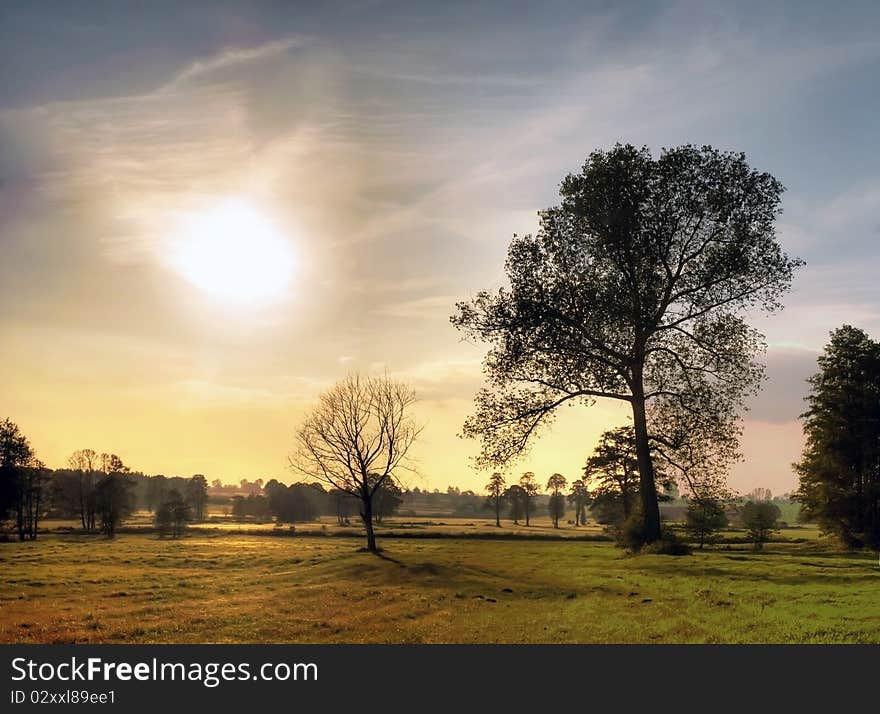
[613, 511, 691, 555]
[612, 511, 647, 552]
[642, 529, 691, 556]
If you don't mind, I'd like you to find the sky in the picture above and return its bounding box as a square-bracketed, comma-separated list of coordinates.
[1, 0, 879, 494]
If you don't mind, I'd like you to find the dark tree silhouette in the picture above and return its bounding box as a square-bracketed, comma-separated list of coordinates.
[95, 471, 135, 538]
[0, 419, 45, 541]
[291, 373, 420, 552]
[452, 144, 800, 543]
[504, 484, 525, 524]
[585, 426, 642, 521]
[373, 478, 404, 524]
[67, 449, 100, 531]
[795, 326, 880, 548]
[546, 473, 567, 527]
[155, 489, 191, 538]
[185, 474, 209, 522]
[567, 478, 590, 526]
[485, 472, 506, 526]
[519, 472, 539, 526]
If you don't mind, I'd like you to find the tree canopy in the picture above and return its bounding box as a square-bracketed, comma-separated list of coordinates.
[452, 143, 801, 543]
[795, 325, 880, 548]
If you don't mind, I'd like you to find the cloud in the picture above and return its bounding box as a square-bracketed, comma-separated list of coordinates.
[159, 37, 302, 92]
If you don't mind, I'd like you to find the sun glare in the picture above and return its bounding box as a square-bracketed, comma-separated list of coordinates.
[171, 199, 295, 303]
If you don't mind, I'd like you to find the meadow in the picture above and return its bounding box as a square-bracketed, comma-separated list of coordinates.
[2, 520, 878, 644]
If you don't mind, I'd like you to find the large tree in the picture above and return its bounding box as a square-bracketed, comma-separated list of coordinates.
[291, 373, 420, 552]
[795, 326, 880, 548]
[452, 144, 800, 543]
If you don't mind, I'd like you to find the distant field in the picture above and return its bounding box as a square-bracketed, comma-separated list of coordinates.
[2, 525, 877, 644]
[37, 511, 819, 543]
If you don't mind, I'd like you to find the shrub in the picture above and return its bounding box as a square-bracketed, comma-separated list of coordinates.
[612, 511, 647, 552]
[613, 511, 691, 555]
[642, 529, 691, 556]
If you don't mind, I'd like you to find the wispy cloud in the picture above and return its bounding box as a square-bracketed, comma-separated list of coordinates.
[159, 37, 302, 92]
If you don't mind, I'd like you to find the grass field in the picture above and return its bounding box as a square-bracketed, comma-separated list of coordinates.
[3, 526, 878, 644]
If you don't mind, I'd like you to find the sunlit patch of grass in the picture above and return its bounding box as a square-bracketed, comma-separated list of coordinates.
[1, 532, 877, 643]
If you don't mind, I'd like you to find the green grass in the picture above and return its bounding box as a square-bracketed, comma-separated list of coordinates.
[2, 531, 878, 643]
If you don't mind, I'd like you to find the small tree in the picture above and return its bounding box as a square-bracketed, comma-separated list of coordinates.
[741, 500, 781, 551]
[155, 489, 191, 538]
[504, 484, 525, 524]
[185, 474, 209, 522]
[568, 478, 590, 526]
[684, 497, 728, 548]
[17, 461, 50, 541]
[329, 488, 356, 525]
[546, 473, 567, 528]
[373, 478, 404, 524]
[95, 472, 136, 538]
[67, 448, 100, 531]
[485, 472, 506, 527]
[519, 472, 539, 526]
[291, 373, 420, 552]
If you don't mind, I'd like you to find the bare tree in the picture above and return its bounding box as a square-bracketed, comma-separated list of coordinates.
[290, 373, 420, 552]
[67, 448, 99, 531]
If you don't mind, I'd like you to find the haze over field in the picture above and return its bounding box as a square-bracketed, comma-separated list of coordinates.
[2, 1, 879, 492]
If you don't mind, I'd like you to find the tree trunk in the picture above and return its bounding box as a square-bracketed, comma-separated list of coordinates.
[362, 497, 377, 552]
[495, 498, 501, 527]
[631, 384, 662, 544]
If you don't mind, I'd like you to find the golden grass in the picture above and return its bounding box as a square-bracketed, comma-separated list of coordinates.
[2, 530, 876, 643]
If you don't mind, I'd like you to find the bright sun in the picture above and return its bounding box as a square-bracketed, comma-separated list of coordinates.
[171, 198, 295, 303]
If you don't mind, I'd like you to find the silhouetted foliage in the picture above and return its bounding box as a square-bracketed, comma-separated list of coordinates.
[585, 426, 675, 531]
[504, 484, 525, 524]
[155, 489, 191, 538]
[231, 494, 270, 521]
[546, 473, 567, 527]
[0, 419, 47, 541]
[95, 472, 136, 538]
[452, 144, 801, 544]
[485, 472, 506, 526]
[185, 475, 209, 522]
[567, 478, 590, 526]
[795, 326, 880, 548]
[372, 478, 404, 524]
[519, 472, 539, 526]
[67, 449, 100, 531]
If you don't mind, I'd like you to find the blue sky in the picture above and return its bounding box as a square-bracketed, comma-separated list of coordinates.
[1, 1, 878, 492]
